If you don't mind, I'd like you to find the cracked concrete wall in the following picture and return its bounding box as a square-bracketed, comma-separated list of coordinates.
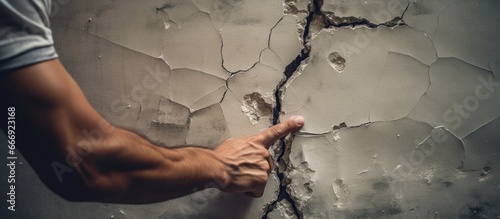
[2, 0, 499, 218]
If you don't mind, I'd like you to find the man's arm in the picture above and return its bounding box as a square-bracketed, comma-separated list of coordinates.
[0, 59, 304, 203]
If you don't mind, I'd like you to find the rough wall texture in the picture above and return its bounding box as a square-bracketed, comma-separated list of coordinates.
[1, 0, 500, 218]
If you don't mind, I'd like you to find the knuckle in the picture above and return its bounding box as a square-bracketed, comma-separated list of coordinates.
[269, 126, 281, 138]
[249, 138, 264, 148]
[261, 149, 271, 159]
[252, 135, 264, 143]
[260, 174, 268, 184]
[263, 165, 271, 173]
[254, 172, 267, 182]
[260, 161, 271, 172]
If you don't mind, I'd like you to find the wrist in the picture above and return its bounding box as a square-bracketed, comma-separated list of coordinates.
[206, 149, 230, 190]
[173, 147, 230, 190]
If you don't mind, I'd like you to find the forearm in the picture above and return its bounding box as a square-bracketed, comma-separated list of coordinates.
[73, 128, 227, 203]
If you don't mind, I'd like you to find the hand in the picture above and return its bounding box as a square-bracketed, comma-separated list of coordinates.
[213, 116, 304, 197]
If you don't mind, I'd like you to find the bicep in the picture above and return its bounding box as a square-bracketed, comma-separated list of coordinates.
[4, 59, 84, 111]
[0, 59, 106, 194]
[1, 59, 103, 141]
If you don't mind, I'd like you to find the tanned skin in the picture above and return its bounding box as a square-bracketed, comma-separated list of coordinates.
[0, 59, 304, 203]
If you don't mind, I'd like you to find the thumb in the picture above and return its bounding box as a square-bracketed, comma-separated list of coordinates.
[256, 116, 304, 148]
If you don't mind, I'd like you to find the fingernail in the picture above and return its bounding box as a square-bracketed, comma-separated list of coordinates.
[293, 116, 304, 126]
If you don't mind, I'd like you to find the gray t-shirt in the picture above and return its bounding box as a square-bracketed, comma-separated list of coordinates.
[0, 0, 58, 73]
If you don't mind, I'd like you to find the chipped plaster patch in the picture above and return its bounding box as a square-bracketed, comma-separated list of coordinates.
[241, 92, 273, 125]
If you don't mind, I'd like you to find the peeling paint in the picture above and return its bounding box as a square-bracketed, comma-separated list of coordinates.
[3, 0, 500, 218]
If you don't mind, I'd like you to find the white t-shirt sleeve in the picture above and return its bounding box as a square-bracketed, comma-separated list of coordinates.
[0, 0, 58, 73]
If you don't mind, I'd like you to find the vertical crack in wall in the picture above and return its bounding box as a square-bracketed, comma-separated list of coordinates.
[262, 0, 413, 217]
[261, 1, 317, 218]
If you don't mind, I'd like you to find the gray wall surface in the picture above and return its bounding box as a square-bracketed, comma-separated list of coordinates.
[1, 0, 500, 218]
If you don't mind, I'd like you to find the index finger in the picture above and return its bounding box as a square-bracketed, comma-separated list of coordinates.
[256, 115, 304, 147]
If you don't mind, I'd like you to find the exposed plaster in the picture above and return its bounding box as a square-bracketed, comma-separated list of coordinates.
[5, 0, 499, 218]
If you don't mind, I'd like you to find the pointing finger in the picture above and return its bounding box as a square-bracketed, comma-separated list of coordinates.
[256, 116, 304, 148]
